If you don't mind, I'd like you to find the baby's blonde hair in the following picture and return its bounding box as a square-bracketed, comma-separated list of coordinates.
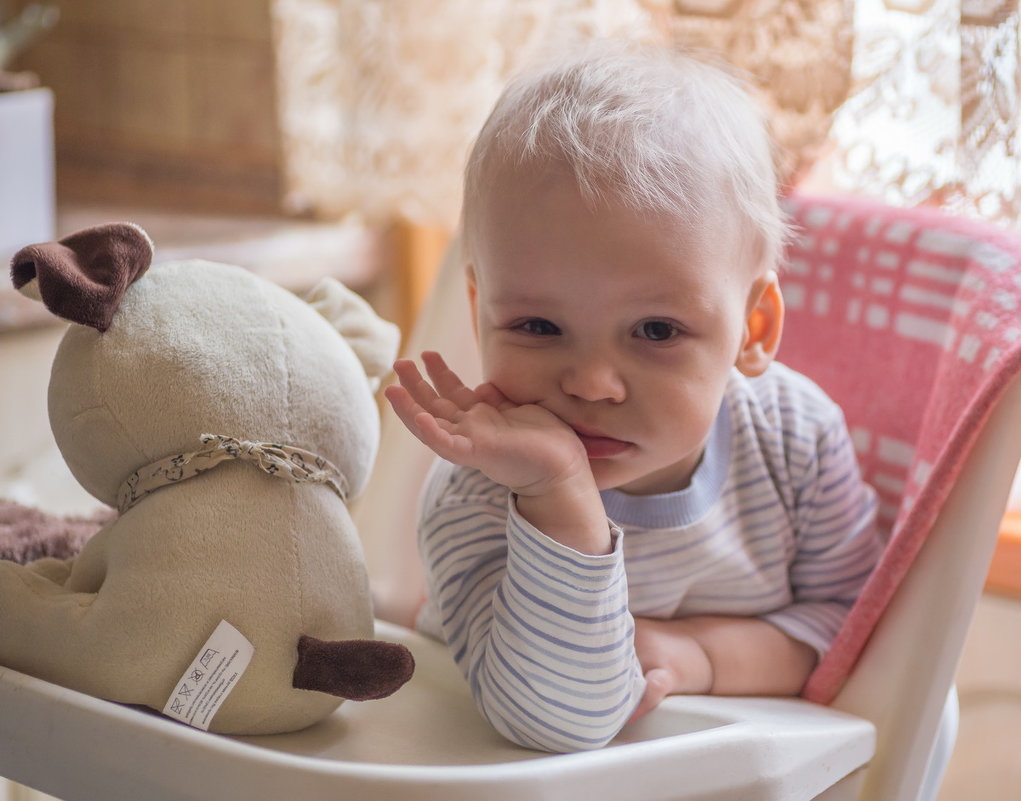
[462, 40, 788, 272]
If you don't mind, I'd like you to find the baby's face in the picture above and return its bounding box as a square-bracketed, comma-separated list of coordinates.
[468, 171, 767, 495]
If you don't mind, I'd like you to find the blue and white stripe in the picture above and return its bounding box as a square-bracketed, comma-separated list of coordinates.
[416, 362, 881, 752]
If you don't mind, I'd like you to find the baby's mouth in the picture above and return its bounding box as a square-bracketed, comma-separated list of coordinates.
[571, 426, 632, 459]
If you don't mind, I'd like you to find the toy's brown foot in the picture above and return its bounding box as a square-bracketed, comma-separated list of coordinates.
[292, 635, 415, 701]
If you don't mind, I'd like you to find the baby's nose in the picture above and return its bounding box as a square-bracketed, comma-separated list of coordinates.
[559, 357, 626, 403]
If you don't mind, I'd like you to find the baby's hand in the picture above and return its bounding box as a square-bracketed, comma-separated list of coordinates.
[628, 617, 713, 723]
[385, 352, 591, 498]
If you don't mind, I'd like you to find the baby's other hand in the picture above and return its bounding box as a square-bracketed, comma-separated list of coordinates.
[628, 617, 713, 723]
[385, 352, 591, 497]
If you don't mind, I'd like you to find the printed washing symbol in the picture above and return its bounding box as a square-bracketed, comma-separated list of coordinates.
[170, 698, 186, 715]
[177, 684, 193, 698]
[189, 669, 204, 683]
[200, 648, 219, 669]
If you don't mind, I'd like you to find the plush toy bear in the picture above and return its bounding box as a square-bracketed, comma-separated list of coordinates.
[0, 223, 414, 735]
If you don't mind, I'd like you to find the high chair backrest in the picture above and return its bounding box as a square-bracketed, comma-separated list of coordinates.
[779, 195, 1021, 549]
[777, 194, 1021, 799]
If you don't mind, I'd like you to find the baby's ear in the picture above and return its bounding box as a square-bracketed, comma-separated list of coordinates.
[735, 272, 784, 377]
[466, 265, 480, 342]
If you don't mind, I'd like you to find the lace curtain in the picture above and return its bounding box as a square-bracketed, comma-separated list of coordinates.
[803, 0, 1020, 227]
[270, 0, 657, 227]
[647, 1, 855, 190]
[270, 0, 1020, 230]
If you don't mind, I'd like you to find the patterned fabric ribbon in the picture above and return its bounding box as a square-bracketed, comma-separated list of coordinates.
[117, 434, 349, 514]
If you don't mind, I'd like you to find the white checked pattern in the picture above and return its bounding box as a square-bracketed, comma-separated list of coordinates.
[781, 196, 1021, 540]
[779, 194, 1021, 703]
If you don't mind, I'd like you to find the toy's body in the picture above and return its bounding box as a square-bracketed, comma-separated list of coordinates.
[0, 224, 412, 734]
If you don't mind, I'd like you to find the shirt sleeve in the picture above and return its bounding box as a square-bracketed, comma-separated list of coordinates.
[418, 463, 646, 752]
[761, 411, 883, 656]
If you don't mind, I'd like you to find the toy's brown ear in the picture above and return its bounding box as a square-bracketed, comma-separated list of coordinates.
[10, 222, 154, 332]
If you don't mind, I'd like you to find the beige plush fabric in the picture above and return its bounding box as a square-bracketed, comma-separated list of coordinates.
[0, 248, 403, 734]
[306, 276, 402, 393]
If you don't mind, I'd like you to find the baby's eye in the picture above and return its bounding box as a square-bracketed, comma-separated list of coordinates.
[515, 318, 561, 336]
[635, 320, 682, 342]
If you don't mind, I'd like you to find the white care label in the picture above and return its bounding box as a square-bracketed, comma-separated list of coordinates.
[163, 620, 255, 731]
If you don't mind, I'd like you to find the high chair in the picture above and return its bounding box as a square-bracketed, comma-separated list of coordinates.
[2, 193, 1020, 801]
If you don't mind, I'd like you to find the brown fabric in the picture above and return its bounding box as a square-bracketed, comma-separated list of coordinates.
[0, 499, 114, 564]
[292, 635, 415, 701]
[10, 222, 153, 332]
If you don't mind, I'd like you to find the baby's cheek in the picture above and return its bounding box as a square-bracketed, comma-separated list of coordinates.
[484, 358, 546, 405]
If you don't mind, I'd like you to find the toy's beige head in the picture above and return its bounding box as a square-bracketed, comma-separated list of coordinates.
[12, 223, 400, 509]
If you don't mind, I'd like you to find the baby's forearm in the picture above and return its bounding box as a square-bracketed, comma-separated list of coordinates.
[684, 616, 817, 695]
[422, 488, 644, 751]
[634, 615, 817, 699]
[514, 473, 612, 555]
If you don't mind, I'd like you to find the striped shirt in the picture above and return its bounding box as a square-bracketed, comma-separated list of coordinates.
[416, 363, 881, 752]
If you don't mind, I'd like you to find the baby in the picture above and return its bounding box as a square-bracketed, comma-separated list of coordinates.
[385, 41, 881, 752]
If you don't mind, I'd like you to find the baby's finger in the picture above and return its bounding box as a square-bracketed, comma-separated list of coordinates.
[627, 668, 673, 725]
[474, 381, 515, 411]
[385, 384, 467, 459]
[392, 359, 438, 403]
[383, 384, 429, 437]
[421, 351, 477, 411]
[413, 411, 474, 462]
[393, 358, 462, 420]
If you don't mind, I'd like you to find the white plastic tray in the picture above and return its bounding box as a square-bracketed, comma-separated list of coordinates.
[0, 621, 874, 801]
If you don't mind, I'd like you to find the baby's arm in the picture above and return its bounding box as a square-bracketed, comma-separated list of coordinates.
[629, 616, 816, 721]
[421, 488, 644, 750]
[631, 404, 880, 720]
[388, 353, 644, 750]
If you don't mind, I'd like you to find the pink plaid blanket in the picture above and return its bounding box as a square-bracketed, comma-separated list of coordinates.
[777, 194, 1021, 703]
